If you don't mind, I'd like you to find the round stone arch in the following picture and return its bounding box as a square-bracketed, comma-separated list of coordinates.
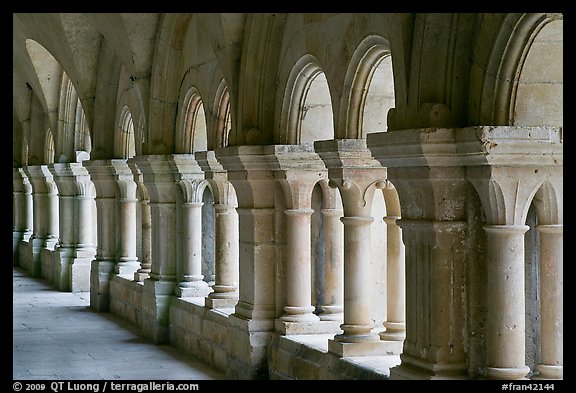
[277, 54, 335, 145]
[472, 13, 562, 126]
[114, 105, 136, 159]
[338, 35, 395, 139]
[175, 86, 208, 154]
[212, 79, 232, 149]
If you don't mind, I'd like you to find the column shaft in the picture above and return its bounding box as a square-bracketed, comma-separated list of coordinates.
[380, 216, 406, 341]
[335, 216, 378, 342]
[536, 225, 563, 379]
[319, 208, 344, 321]
[280, 209, 318, 322]
[177, 202, 210, 296]
[207, 204, 238, 306]
[484, 225, 531, 380]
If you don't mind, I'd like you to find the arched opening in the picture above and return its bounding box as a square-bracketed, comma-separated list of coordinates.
[180, 89, 208, 153]
[215, 83, 231, 148]
[362, 55, 395, 135]
[280, 57, 334, 144]
[116, 106, 136, 159]
[74, 95, 91, 158]
[341, 36, 394, 139]
[300, 71, 333, 143]
[45, 129, 55, 164]
[513, 19, 563, 127]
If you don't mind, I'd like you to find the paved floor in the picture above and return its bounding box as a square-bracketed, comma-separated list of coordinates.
[13, 267, 225, 380]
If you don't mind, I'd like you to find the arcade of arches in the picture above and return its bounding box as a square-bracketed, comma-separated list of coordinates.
[12, 13, 563, 380]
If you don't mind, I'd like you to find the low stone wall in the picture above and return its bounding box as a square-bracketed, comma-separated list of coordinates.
[110, 275, 144, 329]
[169, 299, 230, 373]
[267, 334, 396, 380]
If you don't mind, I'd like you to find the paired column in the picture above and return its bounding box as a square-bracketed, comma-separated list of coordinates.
[315, 139, 395, 356]
[535, 224, 563, 379]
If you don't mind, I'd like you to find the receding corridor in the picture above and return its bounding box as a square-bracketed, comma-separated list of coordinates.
[13, 267, 225, 380]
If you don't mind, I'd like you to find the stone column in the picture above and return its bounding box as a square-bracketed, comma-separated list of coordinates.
[315, 139, 397, 356]
[197, 151, 239, 309]
[13, 168, 33, 266]
[379, 214, 406, 341]
[84, 160, 117, 311]
[214, 145, 280, 379]
[280, 208, 318, 323]
[535, 224, 563, 379]
[206, 203, 239, 308]
[317, 207, 344, 321]
[176, 180, 211, 298]
[22, 165, 49, 277]
[135, 198, 152, 281]
[483, 225, 531, 380]
[49, 163, 96, 292]
[131, 154, 204, 343]
[44, 178, 59, 250]
[116, 175, 140, 276]
[129, 162, 152, 282]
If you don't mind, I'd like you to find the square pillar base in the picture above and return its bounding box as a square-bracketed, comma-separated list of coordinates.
[275, 319, 342, 335]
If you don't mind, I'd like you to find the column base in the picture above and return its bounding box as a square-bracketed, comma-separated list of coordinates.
[134, 269, 150, 282]
[275, 319, 341, 335]
[379, 331, 406, 341]
[533, 364, 563, 380]
[175, 281, 212, 297]
[318, 305, 344, 321]
[328, 337, 402, 357]
[390, 353, 468, 380]
[115, 260, 140, 276]
[484, 366, 530, 380]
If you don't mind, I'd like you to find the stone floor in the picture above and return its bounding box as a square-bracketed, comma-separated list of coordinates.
[13, 267, 225, 380]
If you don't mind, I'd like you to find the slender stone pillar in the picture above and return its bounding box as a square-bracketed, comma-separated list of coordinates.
[13, 168, 33, 266]
[196, 151, 239, 309]
[484, 225, 531, 380]
[534, 224, 563, 380]
[116, 176, 140, 276]
[135, 198, 152, 281]
[336, 214, 378, 343]
[44, 179, 59, 250]
[129, 162, 152, 282]
[380, 215, 406, 341]
[317, 207, 344, 321]
[175, 182, 211, 298]
[206, 203, 239, 308]
[280, 208, 318, 323]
